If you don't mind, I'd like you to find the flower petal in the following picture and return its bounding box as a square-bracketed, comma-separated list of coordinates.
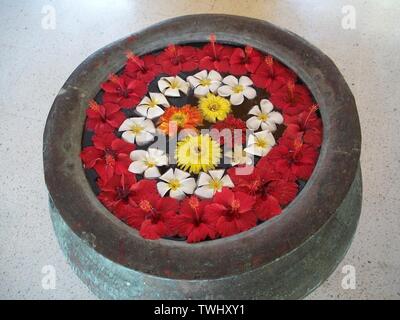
[197, 172, 212, 187]
[138, 96, 151, 106]
[244, 145, 263, 157]
[256, 130, 276, 146]
[150, 92, 169, 107]
[157, 181, 170, 197]
[119, 118, 135, 132]
[195, 70, 208, 79]
[247, 133, 256, 146]
[135, 131, 154, 146]
[135, 105, 149, 117]
[223, 75, 239, 86]
[121, 131, 136, 144]
[208, 169, 225, 181]
[260, 99, 274, 113]
[194, 85, 210, 97]
[217, 85, 234, 97]
[159, 168, 175, 182]
[239, 76, 253, 87]
[246, 116, 262, 130]
[144, 166, 161, 179]
[180, 178, 196, 194]
[221, 175, 234, 188]
[208, 70, 222, 81]
[147, 148, 164, 159]
[174, 168, 191, 180]
[158, 78, 171, 92]
[248, 105, 261, 116]
[261, 121, 277, 132]
[187, 75, 200, 88]
[209, 81, 221, 93]
[169, 188, 186, 200]
[130, 149, 148, 161]
[128, 160, 147, 174]
[143, 119, 156, 133]
[243, 86, 257, 99]
[146, 105, 165, 119]
[194, 186, 215, 199]
[230, 93, 244, 105]
[164, 87, 181, 97]
[155, 154, 168, 166]
[268, 111, 284, 124]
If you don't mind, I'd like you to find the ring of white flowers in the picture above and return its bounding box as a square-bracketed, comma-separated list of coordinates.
[116, 70, 285, 200]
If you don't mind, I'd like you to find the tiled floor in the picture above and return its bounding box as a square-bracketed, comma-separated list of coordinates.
[0, 0, 399, 299]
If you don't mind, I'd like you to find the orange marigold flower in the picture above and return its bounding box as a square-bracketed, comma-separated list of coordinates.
[157, 105, 203, 135]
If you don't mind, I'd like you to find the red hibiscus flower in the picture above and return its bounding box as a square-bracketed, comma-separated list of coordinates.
[155, 44, 198, 75]
[97, 173, 138, 219]
[269, 80, 313, 115]
[210, 115, 246, 147]
[205, 188, 257, 237]
[85, 100, 126, 133]
[228, 165, 298, 221]
[283, 104, 323, 148]
[124, 52, 162, 83]
[266, 136, 319, 181]
[251, 55, 296, 91]
[101, 74, 147, 108]
[125, 189, 179, 240]
[229, 46, 262, 75]
[198, 34, 234, 73]
[173, 196, 218, 243]
[80, 132, 134, 181]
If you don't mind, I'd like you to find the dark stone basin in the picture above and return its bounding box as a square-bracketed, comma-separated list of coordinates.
[43, 14, 362, 299]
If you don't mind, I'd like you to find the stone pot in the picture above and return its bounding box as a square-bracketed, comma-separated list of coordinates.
[43, 14, 362, 299]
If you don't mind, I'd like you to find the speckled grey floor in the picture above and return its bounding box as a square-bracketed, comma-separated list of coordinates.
[0, 0, 399, 300]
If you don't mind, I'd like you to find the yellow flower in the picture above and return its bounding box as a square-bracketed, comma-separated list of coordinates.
[198, 93, 231, 123]
[175, 134, 222, 174]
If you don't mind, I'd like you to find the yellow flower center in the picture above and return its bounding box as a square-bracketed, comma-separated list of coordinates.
[139, 200, 153, 212]
[176, 134, 222, 174]
[255, 137, 268, 149]
[131, 124, 143, 134]
[171, 112, 187, 126]
[209, 179, 223, 191]
[169, 79, 180, 89]
[208, 103, 220, 112]
[233, 85, 244, 93]
[168, 179, 181, 191]
[231, 200, 241, 212]
[200, 78, 212, 86]
[258, 114, 269, 121]
[198, 94, 231, 123]
[144, 159, 156, 167]
[148, 99, 158, 108]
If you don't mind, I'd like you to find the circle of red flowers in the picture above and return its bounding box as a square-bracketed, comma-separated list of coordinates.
[80, 36, 323, 243]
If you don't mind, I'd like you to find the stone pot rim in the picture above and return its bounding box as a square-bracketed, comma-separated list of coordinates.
[43, 14, 361, 280]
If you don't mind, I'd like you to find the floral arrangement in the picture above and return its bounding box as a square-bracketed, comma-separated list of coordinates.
[80, 34, 322, 243]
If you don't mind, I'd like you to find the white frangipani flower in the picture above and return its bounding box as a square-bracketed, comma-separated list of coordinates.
[194, 170, 234, 199]
[246, 99, 283, 132]
[128, 148, 168, 179]
[136, 93, 169, 119]
[217, 75, 257, 105]
[118, 117, 156, 146]
[225, 146, 254, 167]
[157, 168, 196, 200]
[187, 70, 222, 97]
[244, 130, 276, 157]
[158, 76, 189, 97]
